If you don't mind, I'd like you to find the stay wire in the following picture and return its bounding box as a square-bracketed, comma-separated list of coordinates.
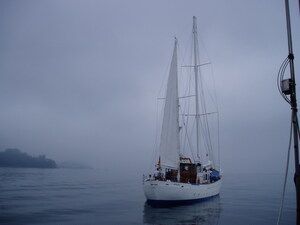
[277, 57, 288, 92]
[277, 58, 288, 95]
[276, 112, 293, 225]
[277, 57, 291, 104]
[146, 100, 160, 174]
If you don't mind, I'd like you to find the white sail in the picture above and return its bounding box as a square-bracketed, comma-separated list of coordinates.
[159, 39, 180, 169]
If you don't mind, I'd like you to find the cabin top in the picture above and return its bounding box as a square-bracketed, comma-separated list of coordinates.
[180, 157, 192, 164]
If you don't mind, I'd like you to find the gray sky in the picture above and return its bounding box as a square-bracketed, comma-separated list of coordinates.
[0, 0, 300, 175]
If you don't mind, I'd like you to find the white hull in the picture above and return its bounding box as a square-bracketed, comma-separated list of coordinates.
[143, 179, 221, 202]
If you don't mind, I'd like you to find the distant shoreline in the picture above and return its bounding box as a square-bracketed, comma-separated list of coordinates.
[0, 149, 57, 169]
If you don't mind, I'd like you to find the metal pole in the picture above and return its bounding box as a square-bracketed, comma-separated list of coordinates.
[193, 16, 201, 162]
[284, 0, 300, 224]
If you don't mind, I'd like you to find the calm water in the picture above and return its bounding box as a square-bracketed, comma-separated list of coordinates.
[0, 168, 295, 225]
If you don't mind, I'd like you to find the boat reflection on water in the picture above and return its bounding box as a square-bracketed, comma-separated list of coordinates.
[143, 196, 221, 225]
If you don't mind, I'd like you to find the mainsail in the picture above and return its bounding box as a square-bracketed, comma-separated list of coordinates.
[159, 39, 180, 169]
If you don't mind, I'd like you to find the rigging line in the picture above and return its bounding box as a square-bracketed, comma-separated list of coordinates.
[201, 66, 219, 111]
[181, 63, 193, 156]
[281, 59, 290, 85]
[202, 114, 214, 161]
[208, 61, 220, 169]
[205, 115, 216, 165]
[157, 98, 166, 158]
[296, 114, 300, 139]
[198, 67, 214, 156]
[197, 26, 212, 65]
[179, 104, 189, 155]
[180, 97, 188, 152]
[178, 41, 195, 111]
[179, 95, 196, 99]
[187, 117, 197, 161]
[182, 67, 193, 97]
[179, 105, 184, 153]
[182, 112, 218, 116]
[276, 112, 293, 225]
[277, 57, 289, 103]
[157, 43, 177, 101]
[179, 106, 188, 156]
[176, 21, 193, 53]
[179, 29, 193, 143]
[277, 57, 288, 92]
[182, 106, 194, 160]
[182, 69, 193, 155]
[280, 57, 290, 84]
[217, 111, 221, 170]
[181, 62, 211, 67]
[278, 58, 289, 88]
[194, 47, 220, 167]
[177, 42, 188, 99]
[185, 111, 197, 161]
[197, 111, 210, 158]
[147, 100, 159, 173]
[208, 53, 220, 111]
[193, 26, 207, 160]
[160, 91, 195, 100]
[148, 99, 164, 173]
[180, 104, 192, 157]
[199, 117, 213, 159]
[177, 29, 193, 78]
[180, 103, 196, 161]
[193, 30, 214, 157]
[195, 24, 216, 153]
[277, 57, 291, 104]
[181, 100, 187, 153]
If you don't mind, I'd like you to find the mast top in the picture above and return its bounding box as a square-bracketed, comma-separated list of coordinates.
[193, 16, 197, 33]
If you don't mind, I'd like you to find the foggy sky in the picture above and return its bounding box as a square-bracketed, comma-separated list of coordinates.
[1, 0, 300, 176]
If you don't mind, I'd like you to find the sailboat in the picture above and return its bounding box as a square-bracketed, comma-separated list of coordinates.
[143, 16, 221, 203]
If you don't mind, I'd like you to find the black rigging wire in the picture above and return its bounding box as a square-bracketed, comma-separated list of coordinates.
[277, 112, 293, 225]
[277, 1, 300, 224]
[276, 55, 300, 224]
[277, 57, 291, 104]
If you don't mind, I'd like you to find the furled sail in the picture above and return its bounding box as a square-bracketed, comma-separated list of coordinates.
[159, 39, 180, 169]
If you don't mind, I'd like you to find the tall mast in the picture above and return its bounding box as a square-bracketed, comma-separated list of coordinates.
[175, 37, 181, 162]
[284, 0, 300, 223]
[193, 16, 201, 162]
[278, 1, 299, 224]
